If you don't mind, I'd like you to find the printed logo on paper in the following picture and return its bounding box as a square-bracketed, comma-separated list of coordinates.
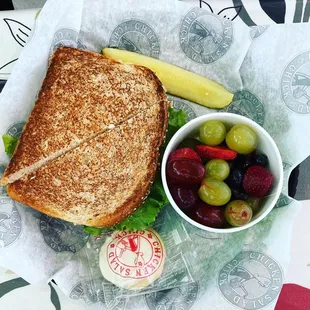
[40, 214, 89, 253]
[0, 198, 22, 247]
[281, 51, 310, 114]
[70, 280, 104, 305]
[107, 229, 164, 279]
[224, 90, 265, 126]
[218, 251, 283, 309]
[168, 95, 197, 121]
[275, 193, 293, 208]
[250, 25, 269, 40]
[282, 161, 292, 172]
[180, 7, 233, 64]
[145, 281, 199, 310]
[70, 280, 126, 309]
[50, 28, 85, 54]
[70, 280, 105, 305]
[279, 161, 293, 198]
[5, 122, 25, 138]
[0, 165, 7, 196]
[109, 20, 160, 58]
[70, 282, 86, 301]
[102, 282, 127, 309]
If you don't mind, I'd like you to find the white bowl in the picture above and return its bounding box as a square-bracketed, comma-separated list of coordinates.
[161, 113, 283, 233]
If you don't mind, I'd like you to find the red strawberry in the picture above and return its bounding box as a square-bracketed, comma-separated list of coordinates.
[243, 165, 274, 197]
[196, 145, 237, 160]
[168, 148, 202, 163]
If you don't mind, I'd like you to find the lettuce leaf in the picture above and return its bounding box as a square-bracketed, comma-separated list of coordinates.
[2, 135, 19, 157]
[167, 106, 187, 128]
[83, 226, 104, 236]
[84, 107, 187, 235]
[112, 175, 169, 231]
[162, 107, 187, 149]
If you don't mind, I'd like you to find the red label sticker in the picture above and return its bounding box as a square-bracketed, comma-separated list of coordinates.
[106, 229, 164, 279]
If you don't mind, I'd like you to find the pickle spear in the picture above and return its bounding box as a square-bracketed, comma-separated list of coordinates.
[102, 48, 233, 109]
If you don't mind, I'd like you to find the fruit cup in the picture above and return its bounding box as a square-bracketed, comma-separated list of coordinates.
[161, 113, 283, 233]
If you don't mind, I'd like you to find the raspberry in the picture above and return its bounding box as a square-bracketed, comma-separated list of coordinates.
[243, 165, 274, 198]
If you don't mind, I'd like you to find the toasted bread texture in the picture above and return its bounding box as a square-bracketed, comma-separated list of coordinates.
[1, 47, 166, 185]
[7, 101, 168, 227]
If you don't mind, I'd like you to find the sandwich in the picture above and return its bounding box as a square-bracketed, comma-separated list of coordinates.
[1, 47, 167, 185]
[7, 103, 167, 227]
[1, 47, 173, 229]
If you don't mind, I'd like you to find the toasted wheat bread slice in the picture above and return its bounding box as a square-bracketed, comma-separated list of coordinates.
[7, 101, 168, 227]
[1, 47, 166, 186]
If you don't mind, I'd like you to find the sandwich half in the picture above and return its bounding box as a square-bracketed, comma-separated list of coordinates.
[1, 47, 166, 185]
[7, 101, 168, 227]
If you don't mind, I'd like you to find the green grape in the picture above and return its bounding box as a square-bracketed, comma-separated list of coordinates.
[198, 178, 231, 206]
[205, 159, 230, 181]
[224, 200, 253, 227]
[226, 124, 258, 154]
[247, 197, 261, 214]
[199, 120, 226, 146]
[178, 137, 200, 149]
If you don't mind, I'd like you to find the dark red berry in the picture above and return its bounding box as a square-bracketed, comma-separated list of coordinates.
[243, 165, 274, 197]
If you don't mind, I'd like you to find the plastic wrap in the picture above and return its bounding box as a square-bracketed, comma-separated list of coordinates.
[79, 206, 198, 308]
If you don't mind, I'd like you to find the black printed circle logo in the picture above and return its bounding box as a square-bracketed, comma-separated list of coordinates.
[6, 122, 25, 137]
[109, 20, 160, 58]
[250, 25, 269, 40]
[224, 90, 265, 126]
[50, 28, 85, 54]
[281, 51, 310, 114]
[168, 95, 197, 121]
[70, 280, 126, 309]
[145, 281, 199, 310]
[0, 165, 7, 196]
[40, 214, 89, 253]
[0, 198, 22, 248]
[218, 251, 283, 309]
[180, 7, 233, 64]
